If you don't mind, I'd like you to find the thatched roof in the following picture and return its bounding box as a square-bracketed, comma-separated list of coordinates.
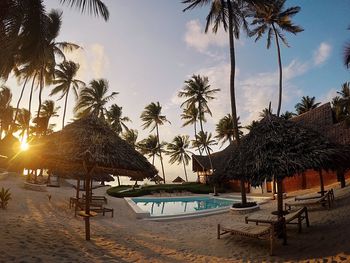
[150, 175, 163, 182]
[227, 115, 350, 187]
[13, 115, 157, 180]
[172, 176, 185, 183]
[292, 103, 350, 145]
[51, 170, 115, 182]
[0, 134, 20, 158]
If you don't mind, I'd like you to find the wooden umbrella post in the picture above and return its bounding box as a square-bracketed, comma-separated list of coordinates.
[83, 160, 95, 241]
[318, 169, 325, 196]
[76, 178, 80, 199]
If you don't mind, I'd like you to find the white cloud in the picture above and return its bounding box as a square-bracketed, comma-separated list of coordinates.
[313, 42, 332, 66]
[184, 20, 227, 53]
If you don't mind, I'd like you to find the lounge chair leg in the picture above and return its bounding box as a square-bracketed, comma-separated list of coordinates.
[217, 224, 220, 239]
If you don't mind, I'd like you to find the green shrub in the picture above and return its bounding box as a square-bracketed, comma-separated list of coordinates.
[0, 187, 11, 209]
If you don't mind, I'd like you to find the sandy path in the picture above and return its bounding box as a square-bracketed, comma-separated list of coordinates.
[1, 173, 350, 262]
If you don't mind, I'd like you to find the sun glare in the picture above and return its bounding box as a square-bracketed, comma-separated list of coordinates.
[20, 141, 29, 151]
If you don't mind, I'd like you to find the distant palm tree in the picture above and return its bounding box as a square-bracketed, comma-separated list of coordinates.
[140, 102, 170, 183]
[34, 100, 60, 135]
[280, 110, 295, 120]
[16, 108, 31, 142]
[337, 82, 350, 112]
[138, 134, 163, 165]
[259, 107, 273, 118]
[106, 104, 131, 135]
[51, 61, 85, 128]
[166, 135, 192, 182]
[295, 96, 320, 115]
[181, 106, 202, 154]
[215, 114, 243, 147]
[121, 129, 138, 148]
[0, 86, 13, 138]
[249, 0, 303, 116]
[192, 131, 216, 156]
[245, 120, 259, 131]
[74, 79, 118, 119]
[332, 96, 346, 123]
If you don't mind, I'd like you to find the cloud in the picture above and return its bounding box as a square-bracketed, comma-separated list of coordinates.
[184, 20, 227, 54]
[313, 42, 332, 66]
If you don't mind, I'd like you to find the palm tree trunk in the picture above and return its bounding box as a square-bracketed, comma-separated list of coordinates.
[272, 24, 283, 117]
[194, 120, 201, 155]
[28, 73, 37, 135]
[62, 89, 70, 129]
[227, 0, 246, 205]
[12, 76, 29, 131]
[198, 101, 213, 170]
[182, 158, 188, 182]
[156, 124, 166, 183]
[36, 69, 44, 132]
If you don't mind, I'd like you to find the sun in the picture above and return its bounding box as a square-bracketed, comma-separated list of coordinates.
[20, 141, 29, 151]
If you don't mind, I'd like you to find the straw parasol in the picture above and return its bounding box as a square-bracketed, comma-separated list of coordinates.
[18, 115, 157, 240]
[150, 174, 163, 184]
[226, 115, 350, 217]
[172, 176, 185, 183]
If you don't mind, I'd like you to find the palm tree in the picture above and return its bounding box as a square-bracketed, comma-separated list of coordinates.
[280, 110, 295, 120]
[140, 102, 170, 183]
[138, 134, 162, 165]
[344, 26, 350, 68]
[0, 86, 13, 138]
[249, 0, 303, 116]
[34, 100, 60, 135]
[121, 129, 138, 148]
[215, 114, 243, 147]
[295, 96, 321, 115]
[181, 106, 202, 154]
[192, 131, 216, 156]
[59, 0, 109, 20]
[51, 60, 85, 128]
[337, 82, 350, 113]
[106, 104, 131, 135]
[74, 79, 118, 119]
[259, 107, 273, 118]
[332, 96, 346, 123]
[16, 108, 31, 143]
[166, 135, 192, 182]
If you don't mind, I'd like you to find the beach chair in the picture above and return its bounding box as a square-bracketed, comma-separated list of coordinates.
[295, 189, 334, 203]
[285, 191, 332, 210]
[245, 207, 310, 233]
[217, 222, 275, 255]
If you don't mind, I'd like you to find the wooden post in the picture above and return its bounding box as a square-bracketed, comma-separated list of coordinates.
[319, 169, 325, 196]
[83, 161, 95, 241]
[76, 178, 80, 199]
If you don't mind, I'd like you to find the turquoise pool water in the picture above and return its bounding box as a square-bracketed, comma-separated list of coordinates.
[132, 196, 236, 216]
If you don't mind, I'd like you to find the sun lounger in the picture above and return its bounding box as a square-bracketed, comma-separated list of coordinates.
[295, 189, 334, 202]
[217, 222, 275, 255]
[91, 207, 114, 217]
[245, 207, 310, 233]
[285, 191, 332, 210]
[82, 194, 108, 204]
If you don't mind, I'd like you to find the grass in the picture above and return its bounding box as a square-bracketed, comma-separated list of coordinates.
[106, 183, 227, 198]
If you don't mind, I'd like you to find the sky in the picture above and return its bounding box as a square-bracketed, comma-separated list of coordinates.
[4, 0, 350, 183]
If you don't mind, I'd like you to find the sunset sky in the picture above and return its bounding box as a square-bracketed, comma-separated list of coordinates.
[5, 0, 350, 182]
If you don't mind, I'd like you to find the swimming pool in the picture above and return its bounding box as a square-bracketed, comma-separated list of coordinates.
[125, 196, 240, 219]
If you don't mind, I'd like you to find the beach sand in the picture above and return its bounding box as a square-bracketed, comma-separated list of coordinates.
[1, 173, 350, 263]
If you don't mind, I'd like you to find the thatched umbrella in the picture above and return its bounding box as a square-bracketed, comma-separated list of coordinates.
[150, 174, 163, 184]
[226, 115, 350, 217]
[172, 176, 185, 183]
[0, 134, 20, 169]
[18, 115, 157, 240]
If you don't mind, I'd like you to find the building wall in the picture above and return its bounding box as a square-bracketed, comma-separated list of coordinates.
[282, 169, 350, 192]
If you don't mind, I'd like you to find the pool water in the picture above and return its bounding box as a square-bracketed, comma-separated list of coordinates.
[132, 196, 236, 216]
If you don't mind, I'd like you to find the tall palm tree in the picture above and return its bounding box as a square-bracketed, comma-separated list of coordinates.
[295, 96, 320, 115]
[106, 104, 131, 135]
[166, 135, 192, 182]
[121, 129, 138, 148]
[33, 100, 60, 135]
[249, 0, 303, 116]
[138, 134, 162, 165]
[215, 114, 243, 147]
[51, 60, 85, 128]
[0, 85, 13, 138]
[344, 26, 350, 68]
[140, 102, 170, 183]
[16, 108, 31, 143]
[74, 79, 117, 119]
[192, 131, 216, 156]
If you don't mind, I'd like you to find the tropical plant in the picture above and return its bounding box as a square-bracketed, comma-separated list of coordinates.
[215, 114, 243, 147]
[249, 0, 303, 116]
[59, 0, 109, 20]
[295, 96, 320, 115]
[140, 102, 170, 183]
[192, 131, 216, 156]
[0, 187, 11, 209]
[33, 100, 60, 135]
[280, 110, 295, 120]
[166, 135, 192, 182]
[16, 108, 31, 142]
[74, 78, 117, 119]
[138, 134, 164, 165]
[106, 104, 131, 135]
[51, 60, 85, 128]
[121, 129, 138, 149]
[0, 85, 13, 138]
[180, 106, 202, 154]
[337, 82, 350, 112]
[344, 26, 350, 68]
[259, 107, 273, 118]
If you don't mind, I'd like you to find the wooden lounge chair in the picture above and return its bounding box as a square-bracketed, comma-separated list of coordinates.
[91, 207, 114, 217]
[285, 191, 332, 210]
[245, 207, 310, 233]
[295, 189, 334, 202]
[82, 194, 108, 204]
[217, 222, 275, 255]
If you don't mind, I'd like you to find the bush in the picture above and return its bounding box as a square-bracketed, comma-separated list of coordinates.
[0, 187, 11, 209]
[231, 201, 257, 209]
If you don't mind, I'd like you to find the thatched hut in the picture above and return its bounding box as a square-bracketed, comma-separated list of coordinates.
[15, 115, 157, 240]
[150, 175, 163, 184]
[0, 134, 20, 169]
[226, 115, 350, 216]
[172, 176, 185, 183]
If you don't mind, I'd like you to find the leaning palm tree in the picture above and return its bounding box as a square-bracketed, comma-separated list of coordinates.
[121, 129, 138, 149]
[249, 0, 303, 116]
[74, 79, 118, 119]
[51, 60, 85, 128]
[166, 135, 192, 182]
[106, 104, 131, 135]
[181, 105, 203, 154]
[140, 102, 170, 183]
[295, 96, 320, 115]
[215, 114, 243, 147]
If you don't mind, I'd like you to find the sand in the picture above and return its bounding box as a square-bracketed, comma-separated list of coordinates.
[1, 173, 350, 263]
